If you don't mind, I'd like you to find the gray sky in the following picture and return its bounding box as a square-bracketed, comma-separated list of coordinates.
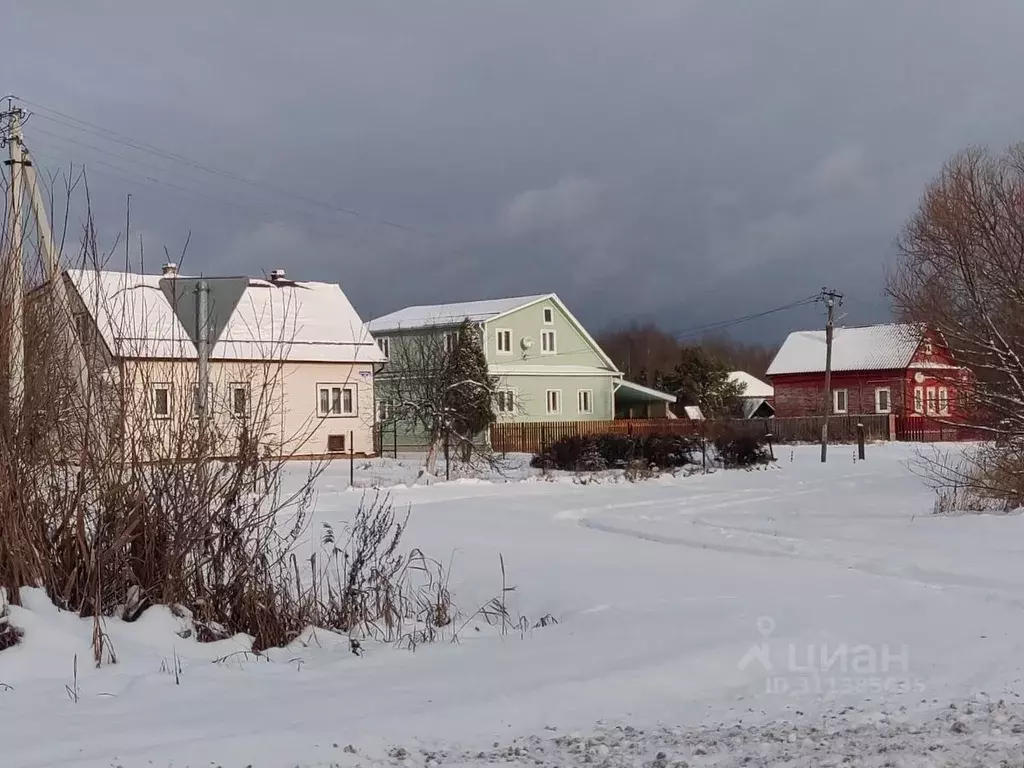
[8, 1, 1024, 343]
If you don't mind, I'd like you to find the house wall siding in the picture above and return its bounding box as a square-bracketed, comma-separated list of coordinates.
[494, 373, 616, 422]
[121, 358, 377, 458]
[485, 300, 613, 369]
[771, 371, 909, 418]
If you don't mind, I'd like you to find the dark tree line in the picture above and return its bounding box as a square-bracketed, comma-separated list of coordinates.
[597, 324, 778, 417]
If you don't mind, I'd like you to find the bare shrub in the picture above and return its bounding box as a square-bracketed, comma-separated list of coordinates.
[0, 589, 22, 651]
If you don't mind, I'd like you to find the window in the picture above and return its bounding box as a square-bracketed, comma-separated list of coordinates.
[317, 384, 356, 417]
[230, 383, 249, 418]
[875, 387, 891, 414]
[541, 329, 556, 354]
[444, 331, 459, 353]
[914, 386, 924, 414]
[925, 386, 937, 415]
[938, 387, 949, 416]
[495, 389, 516, 414]
[545, 389, 561, 414]
[922, 339, 933, 356]
[543, 307, 554, 325]
[151, 383, 171, 419]
[378, 400, 393, 422]
[577, 389, 593, 414]
[75, 313, 94, 345]
[832, 388, 848, 414]
[496, 329, 513, 354]
[327, 434, 346, 453]
[378, 336, 390, 358]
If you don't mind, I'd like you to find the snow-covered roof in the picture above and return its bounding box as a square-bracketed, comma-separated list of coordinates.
[65, 269, 385, 364]
[368, 294, 550, 333]
[729, 371, 774, 399]
[767, 323, 922, 377]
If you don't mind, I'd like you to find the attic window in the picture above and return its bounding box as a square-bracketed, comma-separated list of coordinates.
[543, 307, 554, 324]
[922, 339, 933, 356]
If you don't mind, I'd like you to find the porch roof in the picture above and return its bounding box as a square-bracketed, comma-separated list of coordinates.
[615, 379, 677, 405]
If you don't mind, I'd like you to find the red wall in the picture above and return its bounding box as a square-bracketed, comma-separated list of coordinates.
[770, 331, 962, 418]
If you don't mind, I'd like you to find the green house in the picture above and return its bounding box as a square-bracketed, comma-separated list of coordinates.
[368, 294, 675, 448]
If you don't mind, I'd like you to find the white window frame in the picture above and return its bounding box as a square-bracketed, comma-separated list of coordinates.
[229, 382, 250, 419]
[378, 400, 393, 422]
[874, 387, 891, 414]
[832, 388, 848, 414]
[151, 383, 172, 420]
[542, 306, 554, 325]
[378, 336, 390, 358]
[577, 388, 593, 415]
[495, 388, 516, 414]
[495, 328, 513, 355]
[317, 383, 357, 418]
[922, 339, 933, 355]
[444, 331, 459, 354]
[914, 386, 924, 414]
[925, 386, 937, 415]
[540, 329, 557, 355]
[938, 386, 949, 416]
[545, 389, 561, 415]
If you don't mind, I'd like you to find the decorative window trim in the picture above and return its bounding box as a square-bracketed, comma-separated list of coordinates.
[832, 388, 848, 414]
[925, 386, 937, 415]
[577, 388, 594, 415]
[937, 386, 949, 416]
[541, 329, 557, 355]
[495, 328, 513, 355]
[914, 386, 924, 414]
[874, 387, 891, 414]
[229, 382, 250, 419]
[545, 389, 561, 415]
[317, 383, 357, 418]
[495, 388, 516, 414]
[151, 383, 172, 420]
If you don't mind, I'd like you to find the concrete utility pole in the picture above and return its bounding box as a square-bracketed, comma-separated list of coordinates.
[819, 287, 843, 463]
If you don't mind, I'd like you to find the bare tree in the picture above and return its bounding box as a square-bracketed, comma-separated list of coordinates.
[888, 143, 1024, 504]
[376, 321, 502, 474]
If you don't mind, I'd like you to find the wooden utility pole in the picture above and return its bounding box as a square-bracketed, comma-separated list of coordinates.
[2, 103, 26, 422]
[820, 287, 843, 463]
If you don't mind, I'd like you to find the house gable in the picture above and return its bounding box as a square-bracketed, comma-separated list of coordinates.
[483, 294, 619, 372]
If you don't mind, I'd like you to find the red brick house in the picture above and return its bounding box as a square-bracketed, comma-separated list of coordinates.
[766, 323, 966, 419]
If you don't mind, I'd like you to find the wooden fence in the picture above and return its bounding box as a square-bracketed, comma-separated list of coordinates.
[489, 414, 893, 455]
[894, 415, 988, 443]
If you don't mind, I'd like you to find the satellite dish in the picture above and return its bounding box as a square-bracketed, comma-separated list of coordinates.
[521, 336, 535, 350]
[914, 371, 925, 383]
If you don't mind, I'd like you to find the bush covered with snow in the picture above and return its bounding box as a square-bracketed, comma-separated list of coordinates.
[712, 430, 774, 468]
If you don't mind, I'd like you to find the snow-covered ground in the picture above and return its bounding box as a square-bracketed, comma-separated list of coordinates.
[5, 443, 1024, 766]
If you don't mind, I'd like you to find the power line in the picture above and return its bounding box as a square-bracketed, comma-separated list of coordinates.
[13, 95, 429, 236]
[674, 294, 821, 341]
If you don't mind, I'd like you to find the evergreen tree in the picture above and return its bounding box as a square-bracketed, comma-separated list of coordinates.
[661, 347, 744, 417]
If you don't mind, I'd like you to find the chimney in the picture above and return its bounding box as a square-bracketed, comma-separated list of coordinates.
[270, 268, 286, 282]
[161, 262, 178, 277]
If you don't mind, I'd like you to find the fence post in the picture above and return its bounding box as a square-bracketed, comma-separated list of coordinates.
[349, 430, 355, 487]
[393, 421, 398, 458]
[764, 421, 775, 462]
[541, 425, 547, 456]
[857, 422, 865, 460]
[444, 431, 450, 481]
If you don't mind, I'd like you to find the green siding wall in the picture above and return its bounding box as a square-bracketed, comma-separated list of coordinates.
[494, 373, 615, 422]
[484, 299, 612, 370]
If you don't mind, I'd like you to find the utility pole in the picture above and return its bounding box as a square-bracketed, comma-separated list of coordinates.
[2, 102, 26, 423]
[819, 287, 843, 463]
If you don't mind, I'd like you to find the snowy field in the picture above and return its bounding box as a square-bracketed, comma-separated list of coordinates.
[5, 443, 1024, 766]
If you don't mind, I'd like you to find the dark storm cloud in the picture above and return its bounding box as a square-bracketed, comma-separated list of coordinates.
[8, 0, 1024, 342]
